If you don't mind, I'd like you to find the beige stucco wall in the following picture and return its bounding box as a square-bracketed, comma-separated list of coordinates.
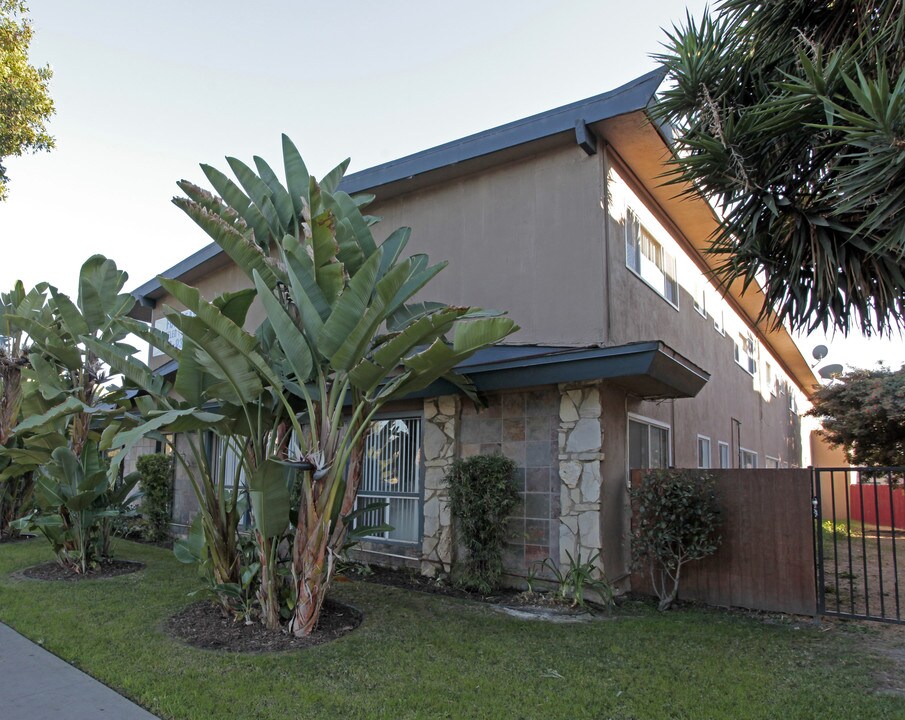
[149, 135, 811, 578]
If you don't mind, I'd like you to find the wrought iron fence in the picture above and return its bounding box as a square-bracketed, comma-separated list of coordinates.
[814, 466, 905, 624]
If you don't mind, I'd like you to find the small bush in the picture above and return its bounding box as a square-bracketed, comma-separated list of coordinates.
[630, 468, 721, 611]
[136, 453, 174, 542]
[445, 454, 520, 593]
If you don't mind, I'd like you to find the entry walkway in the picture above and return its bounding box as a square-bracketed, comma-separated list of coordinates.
[0, 622, 160, 719]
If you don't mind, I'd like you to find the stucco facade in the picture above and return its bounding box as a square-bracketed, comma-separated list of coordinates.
[133, 72, 817, 587]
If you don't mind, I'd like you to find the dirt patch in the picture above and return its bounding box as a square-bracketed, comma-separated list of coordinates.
[17, 559, 144, 581]
[822, 529, 905, 619]
[163, 598, 362, 653]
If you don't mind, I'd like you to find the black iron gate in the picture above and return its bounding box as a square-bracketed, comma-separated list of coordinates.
[813, 466, 905, 623]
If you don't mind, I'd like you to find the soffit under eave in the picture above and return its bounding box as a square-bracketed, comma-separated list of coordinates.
[593, 111, 821, 399]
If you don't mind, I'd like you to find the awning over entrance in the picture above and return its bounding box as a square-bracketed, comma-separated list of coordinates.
[423, 341, 709, 399]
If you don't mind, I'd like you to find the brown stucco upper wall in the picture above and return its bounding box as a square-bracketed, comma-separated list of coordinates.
[367, 144, 608, 346]
[149, 143, 608, 355]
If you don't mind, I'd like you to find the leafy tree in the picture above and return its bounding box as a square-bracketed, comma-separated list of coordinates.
[0, 1, 54, 200]
[654, 0, 905, 336]
[809, 365, 905, 467]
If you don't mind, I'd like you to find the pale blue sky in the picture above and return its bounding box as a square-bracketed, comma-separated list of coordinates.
[1, 0, 901, 372]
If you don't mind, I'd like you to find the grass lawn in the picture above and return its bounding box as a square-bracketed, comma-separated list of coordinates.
[1, 539, 904, 720]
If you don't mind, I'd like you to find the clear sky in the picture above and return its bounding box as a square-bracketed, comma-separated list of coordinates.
[1, 0, 902, 373]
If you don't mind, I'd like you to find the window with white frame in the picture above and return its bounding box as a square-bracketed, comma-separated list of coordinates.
[354, 417, 422, 544]
[765, 456, 780, 469]
[625, 209, 679, 307]
[152, 310, 195, 357]
[693, 282, 707, 317]
[765, 362, 778, 395]
[734, 332, 757, 375]
[718, 441, 730, 469]
[697, 435, 712, 469]
[740, 448, 758, 469]
[713, 307, 725, 335]
[628, 417, 671, 469]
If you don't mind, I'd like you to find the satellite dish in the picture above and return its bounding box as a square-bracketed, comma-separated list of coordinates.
[818, 363, 844, 379]
[812, 345, 829, 361]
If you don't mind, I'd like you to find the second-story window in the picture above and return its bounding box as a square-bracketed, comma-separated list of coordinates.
[734, 332, 757, 375]
[625, 209, 679, 307]
[152, 310, 195, 357]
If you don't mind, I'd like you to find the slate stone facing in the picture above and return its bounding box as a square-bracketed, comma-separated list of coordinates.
[458, 388, 561, 577]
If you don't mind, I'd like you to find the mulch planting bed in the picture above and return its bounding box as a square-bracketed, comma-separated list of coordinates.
[0, 533, 36, 545]
[346, 564, 521, 604]
[346, 565, 605, 615]
[18, 559, 144, 581]
[164, 598, 362, 653]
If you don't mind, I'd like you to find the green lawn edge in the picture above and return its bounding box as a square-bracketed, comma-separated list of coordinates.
[1, 539, 902, 720]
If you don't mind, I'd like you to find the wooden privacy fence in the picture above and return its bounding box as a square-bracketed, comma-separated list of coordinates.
[630, 468, 815, 616]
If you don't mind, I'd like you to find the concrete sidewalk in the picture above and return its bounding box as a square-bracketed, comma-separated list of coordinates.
[0, 622, 160, 719]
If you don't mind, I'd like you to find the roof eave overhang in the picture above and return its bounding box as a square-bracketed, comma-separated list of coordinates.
[593, 110, 821, 399]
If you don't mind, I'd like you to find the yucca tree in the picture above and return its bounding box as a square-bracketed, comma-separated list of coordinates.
[161, 136, 518, 634]
[654, 0, 905, 336]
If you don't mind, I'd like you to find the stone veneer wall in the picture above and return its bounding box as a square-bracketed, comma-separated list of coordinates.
[457, 388, 561, 576]
[420, 395, 459, 575]
[557, 383, 604, 573]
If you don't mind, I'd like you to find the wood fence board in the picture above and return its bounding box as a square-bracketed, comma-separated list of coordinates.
[630, 469, 816, 616]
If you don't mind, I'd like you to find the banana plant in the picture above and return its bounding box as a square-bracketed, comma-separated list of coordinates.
[87, 289, 262, 592]
[4, 256, 147, 569]
[12, 443, 140, 573]
[0, 280, 52, 538]
[170, 137, 519, 635]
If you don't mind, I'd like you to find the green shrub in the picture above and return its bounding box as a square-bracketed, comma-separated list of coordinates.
[136, 453, 173, 543]
[445, 454, 520, 593]
[630, 468, 721, 611]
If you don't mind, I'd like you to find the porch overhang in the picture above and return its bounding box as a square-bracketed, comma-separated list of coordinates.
[419, 340, 709, 400]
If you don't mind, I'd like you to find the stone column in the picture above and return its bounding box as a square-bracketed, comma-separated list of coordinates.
[557, 383, 604, 573]
[421, 395, 459, 576]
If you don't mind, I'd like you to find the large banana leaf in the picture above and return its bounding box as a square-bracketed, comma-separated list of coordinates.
[108, 408, 224, 479]
[247, 459, 293, 538]
[252, 271, 313, 385]
[12, 396, 89, 435]
[389, 317, 518, 399]
[81, 336, 170, 398]
[77, 255, 134, 334]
